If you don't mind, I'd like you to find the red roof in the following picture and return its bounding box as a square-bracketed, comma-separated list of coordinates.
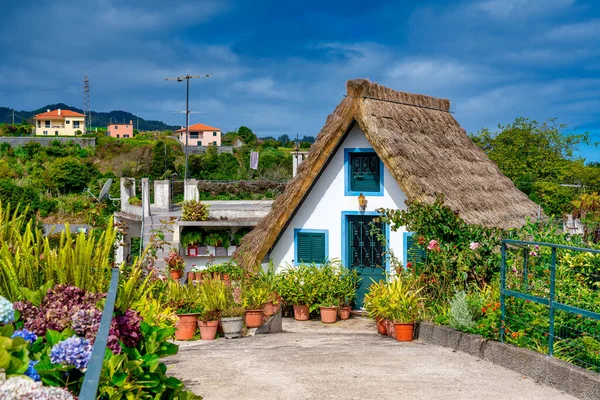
[35, 109, 86, 119]
[174, 123, 220, 133]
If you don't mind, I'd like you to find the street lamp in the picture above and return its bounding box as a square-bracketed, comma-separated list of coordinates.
[165, 73, 212, 180]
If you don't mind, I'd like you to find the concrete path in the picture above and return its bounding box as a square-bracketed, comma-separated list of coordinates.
[165, 318, 575, 400]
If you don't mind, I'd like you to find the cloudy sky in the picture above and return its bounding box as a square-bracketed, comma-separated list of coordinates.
[1, 0, 598, 160]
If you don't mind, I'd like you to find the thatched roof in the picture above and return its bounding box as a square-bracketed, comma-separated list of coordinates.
[234, 79, 539, 269]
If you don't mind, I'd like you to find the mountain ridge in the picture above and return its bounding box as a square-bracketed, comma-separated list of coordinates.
[0, 103, 180, 131]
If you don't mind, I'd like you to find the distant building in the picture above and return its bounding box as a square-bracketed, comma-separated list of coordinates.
[34, 109, 86, 136]
[232, 137, 245, 148]
[174, 123, 222, 147]
[108, 120, 134, 138]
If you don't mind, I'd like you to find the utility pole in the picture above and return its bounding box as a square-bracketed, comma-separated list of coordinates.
[165, 73, 212, 180]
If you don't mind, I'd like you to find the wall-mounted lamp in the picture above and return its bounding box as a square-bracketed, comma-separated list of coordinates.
[358, 193, 367, 212]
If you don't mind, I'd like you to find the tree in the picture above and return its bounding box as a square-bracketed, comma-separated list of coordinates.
[150, 140, 175, 179]
[470, 117, 593, 216]
[277, 134, 291, 147]
[237, 126, 257, 145]
[47, 156, 93, 193]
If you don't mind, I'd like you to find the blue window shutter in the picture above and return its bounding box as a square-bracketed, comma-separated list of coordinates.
[297, 232, 326, 264]
[406, 235, 426, 265]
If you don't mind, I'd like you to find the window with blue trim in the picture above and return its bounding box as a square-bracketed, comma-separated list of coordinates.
[295, 229, 327, 264]
[403, 232, 427, 268]
[344, 149, 383, 196]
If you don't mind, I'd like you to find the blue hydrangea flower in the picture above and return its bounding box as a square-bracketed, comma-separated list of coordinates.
[25, 360, 40, 381]
[0, 295, 14, 325]
[11, 328, 38, 344]
[50, 336, 93, 370]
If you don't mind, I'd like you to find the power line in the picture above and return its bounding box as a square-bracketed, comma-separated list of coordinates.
[164, 73, 212, 180]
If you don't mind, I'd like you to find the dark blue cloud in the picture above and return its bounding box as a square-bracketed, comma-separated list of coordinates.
[0, 0, 598, 161]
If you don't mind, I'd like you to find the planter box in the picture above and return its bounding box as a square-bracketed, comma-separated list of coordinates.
[215, 246, 227, 256]
[227, 245, 237, 256]
[187, 245, 198, 256]
[206, 246, 216, 256]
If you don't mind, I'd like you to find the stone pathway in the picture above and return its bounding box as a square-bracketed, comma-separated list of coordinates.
[165, 318, 575, 399]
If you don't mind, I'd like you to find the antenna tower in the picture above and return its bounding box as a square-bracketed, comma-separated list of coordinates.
[83, 74, 91, 131]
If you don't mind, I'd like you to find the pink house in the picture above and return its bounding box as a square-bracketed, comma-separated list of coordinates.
[108, 120, 134, 138]
[175, 123, 222, 147]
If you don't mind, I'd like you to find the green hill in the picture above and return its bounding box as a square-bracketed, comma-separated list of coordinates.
[0, 104, 180, 131]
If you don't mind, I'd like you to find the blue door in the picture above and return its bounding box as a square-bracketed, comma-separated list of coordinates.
[346, 215, 386, 309]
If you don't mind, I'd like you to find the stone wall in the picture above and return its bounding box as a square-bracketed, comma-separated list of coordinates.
[417, 322, 600, 399]
[0, 137, 96, 147]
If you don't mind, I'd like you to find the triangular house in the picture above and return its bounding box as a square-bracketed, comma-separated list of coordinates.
[234, 79, 539, 305]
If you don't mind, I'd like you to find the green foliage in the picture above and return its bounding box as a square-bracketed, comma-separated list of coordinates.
[0, 203, 116, 302]
[242, 281, 270, 310]
[46, 156, 97, 194]
[181, 199, 210, 221]
[150, 140, 176, 179]
[364, 275, 424, 323]
[448, 291, 475, 330]
[181, 228, 204, 248]
[0, 324, 30, 376]
[470, 117, 599, 215]
[197, 279, 230, 320]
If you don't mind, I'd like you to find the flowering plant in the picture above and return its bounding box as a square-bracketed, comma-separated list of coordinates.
[50, 336, 92, 370]
[0, 296, 15, 325]
[164, 250, 185, 272]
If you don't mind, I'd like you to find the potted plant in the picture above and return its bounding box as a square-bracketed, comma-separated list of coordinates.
[242, 282, 270, 328]
[278, 264, 319, 321]
[385, 276, 424, 342]
[230, 228, 251, 255]
[191, 264, 202, 281]
[181, 229, 203, 256]
[337, 269, 358, 320]
[220, 306, 245, 339]
[181, 199, 210, 221]
[364, 280, 389, 335]
[197, 278, 229, 340]
[318, 294, 338, 323]
[167, 281, 203, 340]
[164, 249, 185, 280]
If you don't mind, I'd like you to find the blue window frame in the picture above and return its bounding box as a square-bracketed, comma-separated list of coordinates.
[344, 148, 384, 196]
[294, 228, 328, 265]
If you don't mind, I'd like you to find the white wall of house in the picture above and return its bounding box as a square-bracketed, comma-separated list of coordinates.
[35, 117, 85, 136]
[268, 123, 409, 272]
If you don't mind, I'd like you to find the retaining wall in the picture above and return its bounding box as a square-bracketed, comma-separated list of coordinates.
[0, 137, 96, 147]
[417, 322, 600, 399]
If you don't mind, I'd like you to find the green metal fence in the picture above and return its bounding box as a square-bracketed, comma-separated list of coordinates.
[501, 240, 600, 372]
[79, 267, 120, 400]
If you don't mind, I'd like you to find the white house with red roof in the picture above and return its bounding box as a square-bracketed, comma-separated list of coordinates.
[174, 123, 222, 147]
[34, 109, 86, 136]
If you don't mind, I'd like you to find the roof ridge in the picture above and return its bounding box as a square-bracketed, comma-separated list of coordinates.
[346, 79, 450, 112]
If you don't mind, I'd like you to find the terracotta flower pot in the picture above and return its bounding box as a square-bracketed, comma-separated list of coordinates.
[394, 322, 415, 342]
[273, 302, 281, 314]
[320, 307, 338, 323]
[194, 272, 202, 281]
[263, 301, 274, 317]
[175, 314, 197, 340]
[187, 272, 194, 282]
[198, 320, 219, 340]
[376, 317, 387, 335]
[170, 270, 182, 280]
[245, 310, 264, 328]
[221, 317, 243, 339]
[338, 306, 351, 320]
[223, 273, 231, 282]
[385, 319, 395, 337]
[293, 304, 309, 321]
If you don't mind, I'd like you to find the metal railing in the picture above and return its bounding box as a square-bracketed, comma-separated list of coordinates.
[79, 267, 120, 400]
[501, 239, 600, 371]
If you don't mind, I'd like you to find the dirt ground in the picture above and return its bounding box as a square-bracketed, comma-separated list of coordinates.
[165, 317, 575, 400]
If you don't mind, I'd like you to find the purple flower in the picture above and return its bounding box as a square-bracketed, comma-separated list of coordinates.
[115, 309, 142, 348]
[50, 336, 92, 370]
[71, 309, 102, 341]
[11, 329, 38, 344]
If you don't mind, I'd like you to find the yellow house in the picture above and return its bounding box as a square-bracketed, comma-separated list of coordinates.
[34, 109, 86, 136]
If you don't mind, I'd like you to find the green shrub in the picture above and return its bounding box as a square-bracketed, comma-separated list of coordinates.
[47, 156, 95, 193]
[181, 199, 209, 221]
[448, 291, 475, 330]
[38, 198, 58, 218]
